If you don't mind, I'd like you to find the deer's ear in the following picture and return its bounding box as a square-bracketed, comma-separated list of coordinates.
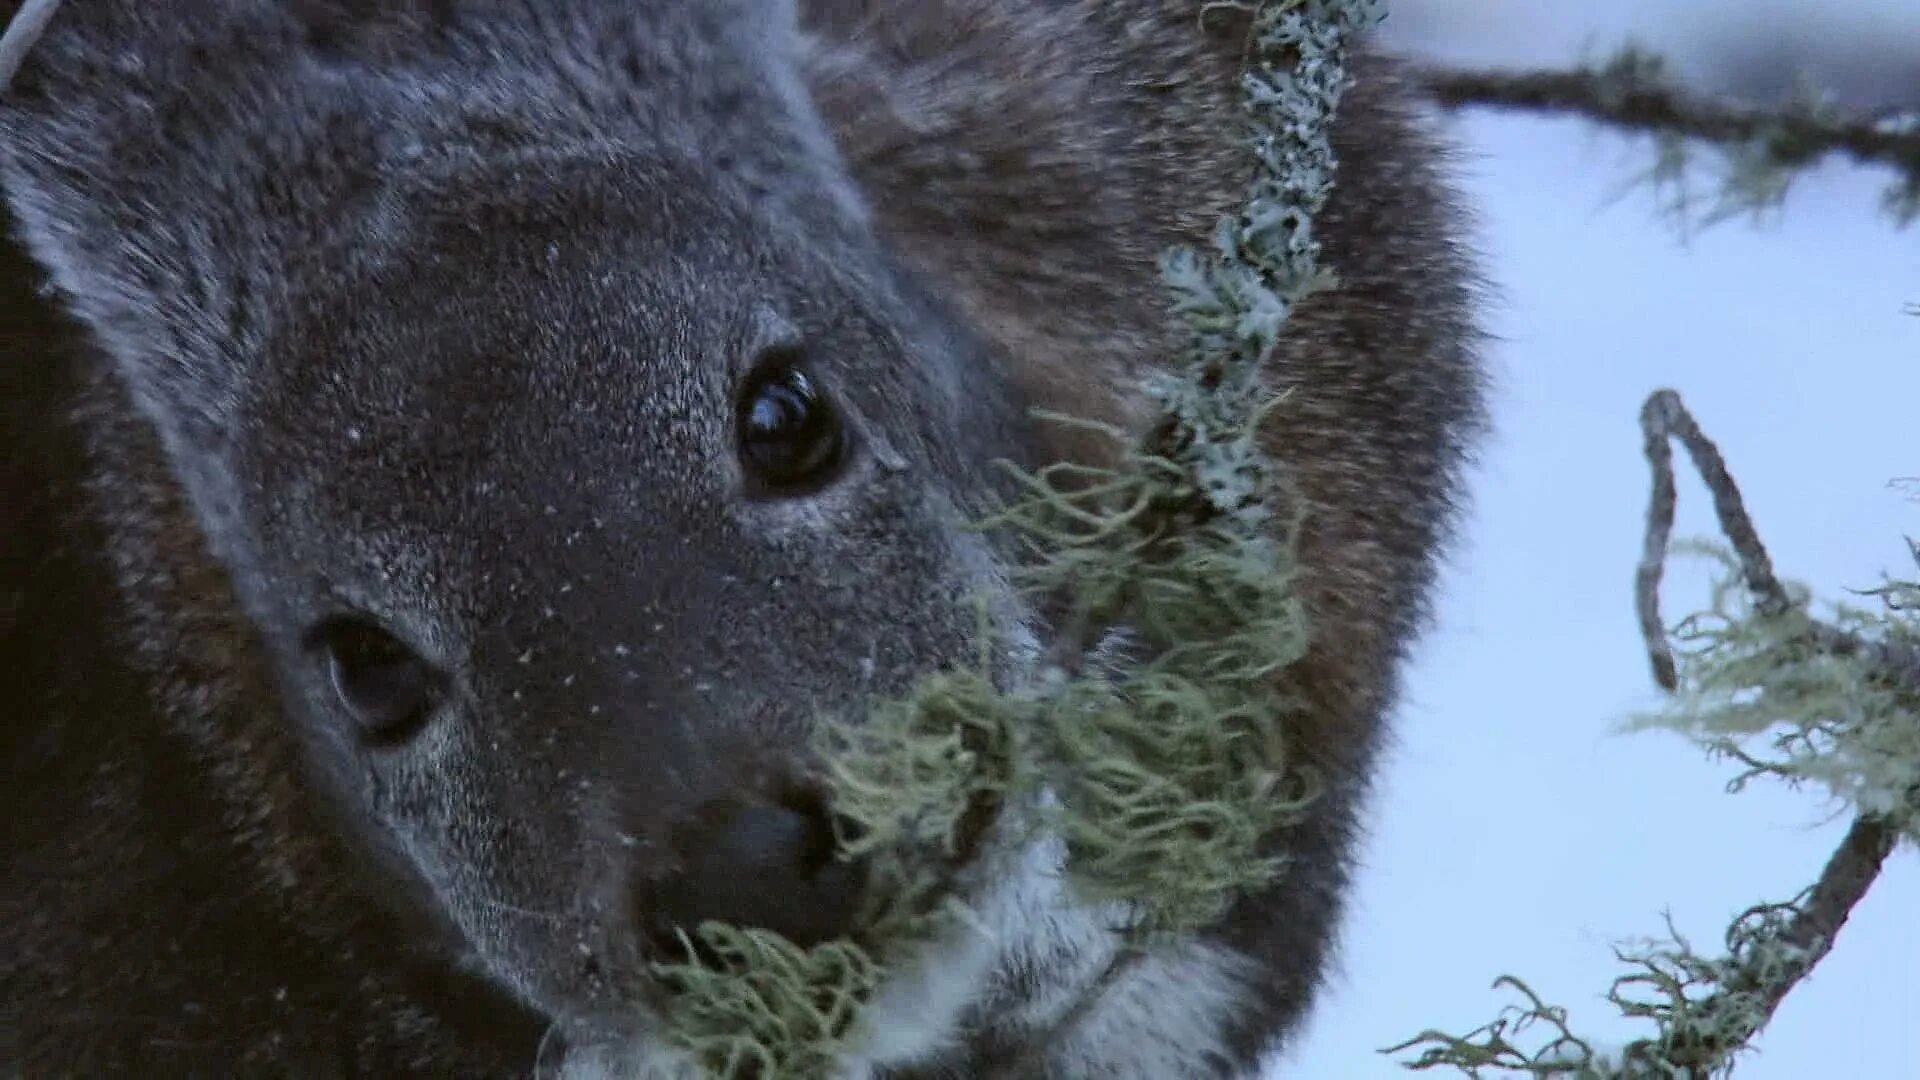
[0, 5, 347, 563]
[0, 4, 396, 454]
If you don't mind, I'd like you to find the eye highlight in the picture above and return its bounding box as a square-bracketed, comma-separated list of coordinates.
[309, 616, 443, 743]
[735, 362, 847, 493]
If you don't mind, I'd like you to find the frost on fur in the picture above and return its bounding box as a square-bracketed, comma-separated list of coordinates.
[649, 0, 1385, 1071]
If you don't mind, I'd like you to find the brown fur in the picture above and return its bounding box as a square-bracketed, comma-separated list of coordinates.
[2, 1, 1483, 1074]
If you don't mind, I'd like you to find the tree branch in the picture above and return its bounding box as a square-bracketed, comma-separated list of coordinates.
[1631, 387, 1909, 1074]
[1637, 387, 1920, 697]
[1413, 47, 1920, 225]
[1751, 814, 1897, 1025]
[1636, 388, 1786, 691]
[1414, 55, 1920, 183]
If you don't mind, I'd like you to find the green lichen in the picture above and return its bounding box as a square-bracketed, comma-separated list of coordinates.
[1629, 541, 1920, 838]
[647, 666, 1024, 1078]
[649, 924, 881, 1078]
[814, 664, 1025, 939]
[973, 0, 1380, 940]
[981, 424, 1321, 939]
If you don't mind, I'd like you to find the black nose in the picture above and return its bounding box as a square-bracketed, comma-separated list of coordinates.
[647, 792, 867, 951]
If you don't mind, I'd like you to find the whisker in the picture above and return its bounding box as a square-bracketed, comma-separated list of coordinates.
[475, 896, 569, 925]
[532, 1019, 566, 1080]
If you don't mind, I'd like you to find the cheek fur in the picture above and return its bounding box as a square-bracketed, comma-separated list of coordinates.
[365, 724, 608, 1009]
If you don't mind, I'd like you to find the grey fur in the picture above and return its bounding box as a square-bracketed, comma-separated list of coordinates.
[0, 1, 1485, 1075]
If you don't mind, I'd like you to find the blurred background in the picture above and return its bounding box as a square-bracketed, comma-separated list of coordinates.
[1273, 2, 1918, 1077]
[1383, 0, 1920, 107]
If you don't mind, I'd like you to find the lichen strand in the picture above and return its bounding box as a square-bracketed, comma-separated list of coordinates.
[649, 925, 882, 1079]
[984, 438, 1321, 938]
[1632, 542, 1920, 839]
[813, 665, 1024, 938]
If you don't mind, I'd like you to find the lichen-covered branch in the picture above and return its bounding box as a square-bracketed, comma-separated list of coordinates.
[1635, 389, 1789, 690]
[1415, 45, 1920, 226]
[1387, 389, 1916, 1077]
[1740, 815, 1896, 1023]
[1388, 825, 1897, 1080]
[1007, 0, 1382, 938]
[1635, 390, 1920, 832]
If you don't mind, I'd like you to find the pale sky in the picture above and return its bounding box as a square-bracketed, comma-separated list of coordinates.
[1273, 3, 1919, 1077]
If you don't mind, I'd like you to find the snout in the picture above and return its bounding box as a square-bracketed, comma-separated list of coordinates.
[624, 765, 1005, 965]
[637, 783, 873, 954]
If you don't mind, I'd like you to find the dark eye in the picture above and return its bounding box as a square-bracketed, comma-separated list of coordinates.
[736, 363, 847, 491]
[310, 617, 443, 743]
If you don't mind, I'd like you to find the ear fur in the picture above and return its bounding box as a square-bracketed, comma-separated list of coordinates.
[1, 5, 394, 450]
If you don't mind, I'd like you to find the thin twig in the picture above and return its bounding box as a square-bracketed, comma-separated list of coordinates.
[0, 0, 62, 92]
[1632, 387, 1908, 1073]
[1637, 388, 1920, 696]
[1636, 389, 1787, 689]
[1414, 58, 1920, 186]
